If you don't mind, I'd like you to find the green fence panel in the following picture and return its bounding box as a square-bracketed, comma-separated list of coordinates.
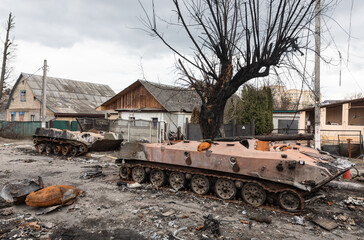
[71, 121, 78, 131]
[0, 121, 41, 138]
[52, 120, 71, 130]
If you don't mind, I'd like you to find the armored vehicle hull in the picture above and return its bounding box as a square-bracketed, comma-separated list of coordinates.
[117, 140, 353, 211]
[33, 128, 123, 156]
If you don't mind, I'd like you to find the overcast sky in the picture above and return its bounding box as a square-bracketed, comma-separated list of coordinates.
[0, 0, 363, 100]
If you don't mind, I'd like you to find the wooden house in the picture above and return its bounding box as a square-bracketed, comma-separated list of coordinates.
[97, 80, 201, 133]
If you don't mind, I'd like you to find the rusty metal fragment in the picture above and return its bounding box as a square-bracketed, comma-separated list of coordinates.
[25, 185, 81, 207]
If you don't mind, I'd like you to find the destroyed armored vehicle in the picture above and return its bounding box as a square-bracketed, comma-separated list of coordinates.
[116, 139, 354, 211]
[33, 128, 123, 156]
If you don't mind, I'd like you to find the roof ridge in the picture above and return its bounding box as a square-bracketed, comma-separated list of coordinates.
[23, 72, 112, 87]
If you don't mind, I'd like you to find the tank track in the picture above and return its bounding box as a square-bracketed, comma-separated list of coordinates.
[118, 161, 305, 212]
[33, 137, 88, 157]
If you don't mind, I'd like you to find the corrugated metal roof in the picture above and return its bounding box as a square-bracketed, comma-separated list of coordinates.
[22, 73, 115, 114]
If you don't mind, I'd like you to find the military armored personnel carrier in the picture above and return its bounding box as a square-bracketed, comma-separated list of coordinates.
[33, 128, 123, 156]
[116, 139, 354, 211]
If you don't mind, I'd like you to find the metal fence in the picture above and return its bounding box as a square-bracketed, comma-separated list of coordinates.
[321, 129, 363, 157]
[0, 121, 41, 139]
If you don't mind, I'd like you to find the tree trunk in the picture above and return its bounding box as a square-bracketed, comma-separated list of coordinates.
[0, 13, 13, 101]
[199, 99, 227, 139]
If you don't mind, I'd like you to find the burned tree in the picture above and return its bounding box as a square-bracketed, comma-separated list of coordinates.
[0, 13, 15, 101]
[141, 0, 320, 139]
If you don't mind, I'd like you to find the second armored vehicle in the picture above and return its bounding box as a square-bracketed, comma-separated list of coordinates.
[33, 128, 123, 156]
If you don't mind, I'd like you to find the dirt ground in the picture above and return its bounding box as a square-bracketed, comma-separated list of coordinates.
[0, 138, 364, 240]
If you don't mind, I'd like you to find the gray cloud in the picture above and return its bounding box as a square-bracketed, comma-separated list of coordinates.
[0, 0, 191, 59]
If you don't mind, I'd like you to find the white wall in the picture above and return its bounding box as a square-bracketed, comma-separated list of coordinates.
[272, 112, 300, 133]
[118, 111, 191, 133]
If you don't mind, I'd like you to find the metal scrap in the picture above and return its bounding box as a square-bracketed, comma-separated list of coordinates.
[201, 214, 220, 236]
[0, 177, 43, 204]
[250, 214, 272, 224]
[80, 165, 104, 179]
[312, 216, 338, 231]
[173, 227, 187, 240]
[25, 185, 81, 207]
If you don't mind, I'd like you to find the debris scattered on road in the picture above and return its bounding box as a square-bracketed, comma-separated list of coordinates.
[250, 214, 272, 224]
[0, 213, 46, 239]
[80, 165, 104, 179]
[201, 214, 220, 236]
[292, 216, 304, 225]
[128, 182, 142, 189]
[0, 197, 12, 209]
[335, 214, 356, 226]
[305, 193, 326, 203]
[173, 227, 187, 240]
[343, 196, 364, 206]
[25, 185, 81, 207]
[0, 177, 43, 204]
[312, 216, 338, 231]
[162, 209, 175, 217]
[36, 205, 63, 215]
[240, 220, 249, 224]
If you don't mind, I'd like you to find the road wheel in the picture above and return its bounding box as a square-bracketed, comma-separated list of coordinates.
[131, 166, 146, 183]
[169, 172, 186, 190]
[45, 144, 53, 155]
[150, 169, 166, 187]
[119, 166, 130, 180]
[79, 145, 87, 154]
[37, 143, 46, 153]
[215, 179, 236, 200]
[53, 145, 61, 155]
[278, 190, 301, 211]
[241, 183, 266, 207]
[61, 145, 69, 156]
[191, 175, 210, 195]
[70, 146, 78, 156]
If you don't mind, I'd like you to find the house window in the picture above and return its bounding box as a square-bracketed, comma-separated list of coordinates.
[349, 102, 364, 126]
[19, 112, 24, 121]
[326, 106, 342, 125]
[152, 118, 158, 128]
[10, 112, 16, 121]
[20, 90, 26, 102]
[30, 114, 35, 121]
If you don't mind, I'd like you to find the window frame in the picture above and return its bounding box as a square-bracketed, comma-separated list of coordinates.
[20, 90, 26, 102]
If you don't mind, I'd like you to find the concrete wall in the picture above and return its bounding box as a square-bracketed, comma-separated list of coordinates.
[272, 112, 300, 133]
[117, 111, 191, 134]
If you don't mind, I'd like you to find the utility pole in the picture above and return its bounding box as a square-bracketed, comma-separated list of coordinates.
[314, 0, 321, 149]
[41, 60, 47, 128]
